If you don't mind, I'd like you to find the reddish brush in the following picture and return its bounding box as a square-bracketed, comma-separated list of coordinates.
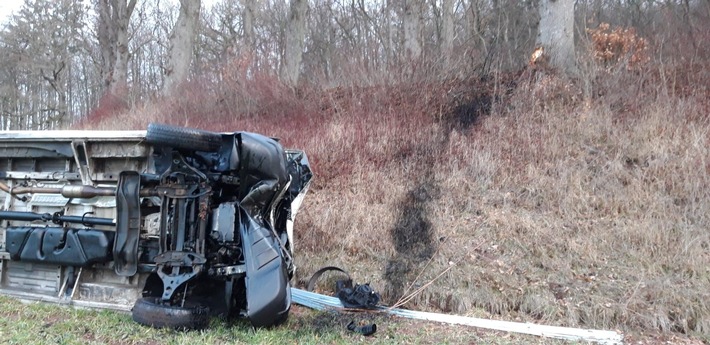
[75, 91, 129, 129]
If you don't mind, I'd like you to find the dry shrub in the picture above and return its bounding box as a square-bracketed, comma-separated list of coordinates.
[75, 91, 130, 129]
[587, 23, 649, 70]
[508, 70, 582, 114]
[76, 54, 308, 133]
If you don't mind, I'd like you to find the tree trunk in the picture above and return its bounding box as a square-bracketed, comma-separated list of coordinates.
[95, 0, 137, 97]
[97, 0, 116, 91]
[403, 0, 422, 60]
[441, 0, 454, 62]
[536, 0, 576, 74]
[243, 0, 256, 52]
[109, 0, 137, 96]
[281, 0, 309, 87]
[162, 0, 202, 97]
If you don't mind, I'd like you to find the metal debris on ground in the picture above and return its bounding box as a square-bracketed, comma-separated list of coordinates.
[291, 288, 624, 345]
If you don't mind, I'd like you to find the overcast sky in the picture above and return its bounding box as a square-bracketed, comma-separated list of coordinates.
[0, 1, 23, 25]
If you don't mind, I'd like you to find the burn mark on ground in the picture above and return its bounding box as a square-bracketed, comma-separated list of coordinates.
[384, 179, 439, 302]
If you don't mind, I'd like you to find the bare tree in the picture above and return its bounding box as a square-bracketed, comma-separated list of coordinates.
[162, 0, 202, 96]
[1, 0, 84, 129]
[127, 1, 171, 102]
[281, 0, 309, 86]
[96, 0, 138, 96]
[403, 0, 422, 60]
[243, 0, 257, 51]
[537, 0, 577, 73]
[441, 0, 454, 62]
[201, 0, 240, 60]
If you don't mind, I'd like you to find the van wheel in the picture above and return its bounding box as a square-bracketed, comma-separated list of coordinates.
[146, 123, 222, 152]
[132, 297, 210, 330]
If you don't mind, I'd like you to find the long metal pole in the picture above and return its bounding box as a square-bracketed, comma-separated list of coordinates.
[290, 288, 623, 345]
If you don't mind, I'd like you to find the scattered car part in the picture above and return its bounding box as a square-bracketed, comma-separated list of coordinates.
[306, 266, 381, 309]
[347, 320, 377, 336]
[337, 283, 380, 309]
[306, 266, 352, 292]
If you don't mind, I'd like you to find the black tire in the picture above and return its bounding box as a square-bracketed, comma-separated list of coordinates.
[132, 297, 210, 330]
[146, 123, 222, 152]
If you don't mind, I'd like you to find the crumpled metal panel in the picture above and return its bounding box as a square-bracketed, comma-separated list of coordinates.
[237, 132, 289, 224]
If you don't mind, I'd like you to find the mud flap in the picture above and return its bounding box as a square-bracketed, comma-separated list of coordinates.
[238, 207, 291, 327]
[114, 171, 141, 276]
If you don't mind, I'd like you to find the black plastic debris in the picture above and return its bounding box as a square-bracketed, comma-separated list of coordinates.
[337, 283, 380, 309]
[306, 266, 381, 309]
[347, 320, 377, 336]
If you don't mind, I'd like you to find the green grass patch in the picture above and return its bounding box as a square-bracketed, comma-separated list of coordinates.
[0, 295, 576, 345]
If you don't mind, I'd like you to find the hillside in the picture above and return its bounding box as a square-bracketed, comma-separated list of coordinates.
[79, 44, 710, 342]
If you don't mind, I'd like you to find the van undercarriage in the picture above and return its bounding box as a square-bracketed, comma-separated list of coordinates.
[0, 123, 312, 329]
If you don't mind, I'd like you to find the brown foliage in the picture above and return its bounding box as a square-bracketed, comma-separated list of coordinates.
[587, 23, 650, 70]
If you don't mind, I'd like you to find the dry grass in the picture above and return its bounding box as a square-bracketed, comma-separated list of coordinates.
[79, 45, 710, 341]
[293, 66, 710, 339]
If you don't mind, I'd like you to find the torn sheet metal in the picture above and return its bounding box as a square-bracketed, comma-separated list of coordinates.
[291, 288, 623, 345]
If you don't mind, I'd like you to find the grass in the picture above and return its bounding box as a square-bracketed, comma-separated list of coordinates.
[0, 295, 577, 345]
